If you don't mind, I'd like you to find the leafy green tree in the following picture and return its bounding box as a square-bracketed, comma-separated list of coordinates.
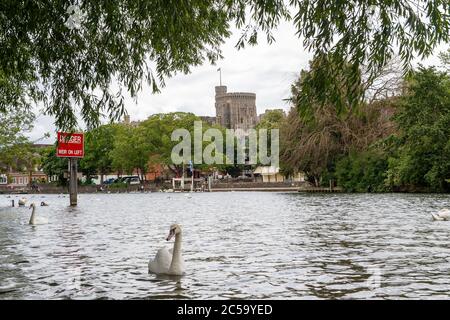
[335, 150, 390, 192]
[256, 109, 284, 158]
[80, 124, 118, 183]
[281, 54, 399, 186]
[41, 146, 68, 186]
[280, 106, 344, 186]
[386, 66, 450, 192]
[1, 1, 447, 129]
[256, 109, 285, 131]
[439, 49, 450, 72]
[111, 124, 149, 179]
[138, 112, 217, 176]
[7, 143, 45, 187]
[0, 107, 34, 170]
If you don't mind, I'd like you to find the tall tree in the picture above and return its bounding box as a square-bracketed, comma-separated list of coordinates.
[110, 124, 150, 179]
[256, 109, 285, 131]
[0, 106, 34, 172]
[386, 66, 450, 191]
[0, 108, 34, 157]
[138, 112, 214, 176]
[281, 55, 399, 186]
[41, 146, 68, 186]
[80, 124, 118, 183]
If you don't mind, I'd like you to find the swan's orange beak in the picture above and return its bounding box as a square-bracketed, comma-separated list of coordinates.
[166, 229, 175, 241]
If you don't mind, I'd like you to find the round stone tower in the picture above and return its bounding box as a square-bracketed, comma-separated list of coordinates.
[215, 85, 257, 132]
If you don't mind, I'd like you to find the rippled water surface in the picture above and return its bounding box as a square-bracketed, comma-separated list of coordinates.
[1, 192, 450, 299]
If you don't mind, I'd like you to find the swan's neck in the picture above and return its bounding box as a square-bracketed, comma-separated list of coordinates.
[29, 207, 36, 225]
[169, 233, 182, 272]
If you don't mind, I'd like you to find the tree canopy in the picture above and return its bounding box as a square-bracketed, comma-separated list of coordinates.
[0, 106, 34, 171]
[1, 1, 448, 129]
[81, 123, 118, 182]
[386, 66, 450, 191]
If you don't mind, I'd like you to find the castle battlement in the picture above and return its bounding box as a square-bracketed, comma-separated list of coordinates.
[215, 85, 257, 131]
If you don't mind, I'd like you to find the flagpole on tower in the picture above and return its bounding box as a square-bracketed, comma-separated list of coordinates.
[217, 68, 222, 86]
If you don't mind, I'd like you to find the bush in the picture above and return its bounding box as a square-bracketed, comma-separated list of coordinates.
[335, 150, 390, 192]
[109, 182, 127, 189]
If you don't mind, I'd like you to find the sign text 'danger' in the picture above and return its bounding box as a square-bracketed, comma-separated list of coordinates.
[56, 132, 85, 158]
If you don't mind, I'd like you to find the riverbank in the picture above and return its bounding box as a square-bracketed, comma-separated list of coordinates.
[0, 181, 314, 194]
[2, 182, 447, 194]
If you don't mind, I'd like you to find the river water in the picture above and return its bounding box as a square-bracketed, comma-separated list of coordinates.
[0, 192, 449, 299]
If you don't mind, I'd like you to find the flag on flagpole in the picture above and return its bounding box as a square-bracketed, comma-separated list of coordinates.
[217, 68, 222, 85]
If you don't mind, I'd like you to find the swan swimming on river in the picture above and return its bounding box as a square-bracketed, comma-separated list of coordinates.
[431, 209, 450, 221]
[18, 198, 27, 206]
[29, 203, 48, 225]
[148, 224, 185, 276]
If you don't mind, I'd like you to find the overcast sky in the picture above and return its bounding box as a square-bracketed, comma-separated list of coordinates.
[28, 21, 448, 144]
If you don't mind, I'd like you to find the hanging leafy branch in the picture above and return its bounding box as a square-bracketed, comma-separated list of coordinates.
[0, 0, 448, 129]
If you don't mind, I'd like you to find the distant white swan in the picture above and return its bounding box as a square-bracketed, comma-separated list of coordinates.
[431, 209, 450, 221]
[148, 224, 185, 275]
[29, 203, 48, 225]
[18, 198, 27, 206]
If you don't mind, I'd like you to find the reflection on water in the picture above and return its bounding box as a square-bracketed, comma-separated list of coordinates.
[1, 192, 450, 299]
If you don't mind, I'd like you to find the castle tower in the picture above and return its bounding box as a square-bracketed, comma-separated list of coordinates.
[214, 85, 257, 133]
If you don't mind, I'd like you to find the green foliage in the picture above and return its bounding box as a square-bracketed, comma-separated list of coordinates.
[386, 66, 450, 192]
[108, 182, 127, 189]
[41, 146, 68, 186]
[438, 49, 450, 72]
[0, 106, 39, 180]
[256, 109, 285, 130]
[1, 1, 448, 129]
[331, 64, 450, 193]
[281, 57, 370, 185]
[0, 1, 231, 130]
[110, 124, 148, 176]
[291, 54, 365, 120]
[138, 112, 203, 167]
[282, 52, 402, 187]
[109, 112, 218, 178]
[0, 107, 34, 167]
[335, 150, 390, 192]
[80, 124, 118, 181]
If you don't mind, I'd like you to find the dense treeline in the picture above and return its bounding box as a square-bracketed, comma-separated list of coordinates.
[2, 54, 449, 192]
[40, 113, 217, 184]
[39, 112, 247, 185]
[280, 53, 450, 193]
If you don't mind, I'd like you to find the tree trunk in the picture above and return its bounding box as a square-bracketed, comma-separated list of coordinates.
[168, 164, 181, 177]
[314, 176, 319, 187]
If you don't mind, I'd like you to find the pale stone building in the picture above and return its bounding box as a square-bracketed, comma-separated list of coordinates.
[253, 166, 306, 183]
[214, 85, 258, 133]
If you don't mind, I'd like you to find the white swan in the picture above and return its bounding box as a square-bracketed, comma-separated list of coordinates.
[18, 198, 27, 206]
[28, 203, 48, 225]
[148, 224, 185, 275]
[431, 209, 450, 221]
